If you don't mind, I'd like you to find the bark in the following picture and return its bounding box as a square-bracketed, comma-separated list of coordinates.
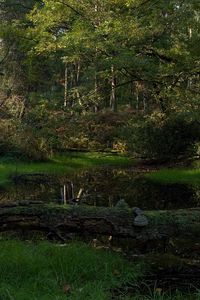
[1, 203, 200, 241]
[75, 61, 81, 104]
[110, 65, 117, 112]
[94, 70, 99, 113]
[64, 64, 68, 107]
[143, 90, 147, 113]
[76, 60, 81, 84]
[135, 81, 139, 111]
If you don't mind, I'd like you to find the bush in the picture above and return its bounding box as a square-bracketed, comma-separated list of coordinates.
[121, 112, 200, 160]
[11, 126, 53, 161]
[0, 120, 53, 161]
[0, 120, 18, 158]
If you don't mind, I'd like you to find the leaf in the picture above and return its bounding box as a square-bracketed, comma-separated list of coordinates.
[63, 283, 71, 294]
[113, 269, 121, 276]
[155, 288, 162, 295]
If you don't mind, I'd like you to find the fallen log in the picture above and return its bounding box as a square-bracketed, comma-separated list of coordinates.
[1, 203, 200, 240]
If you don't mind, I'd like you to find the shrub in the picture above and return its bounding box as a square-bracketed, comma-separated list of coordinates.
[121, 112, 200, 160]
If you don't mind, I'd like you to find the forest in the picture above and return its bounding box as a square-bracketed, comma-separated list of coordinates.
[0, 0, 200, 299]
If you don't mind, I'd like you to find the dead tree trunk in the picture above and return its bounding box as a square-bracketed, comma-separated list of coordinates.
[1, 203, 200, 241]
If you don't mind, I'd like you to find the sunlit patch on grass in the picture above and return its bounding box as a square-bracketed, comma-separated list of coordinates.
[0, 152, 133, 186]
[146, 167, 200, 185]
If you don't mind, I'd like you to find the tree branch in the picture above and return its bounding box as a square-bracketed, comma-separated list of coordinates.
[55, 0, 89, 20]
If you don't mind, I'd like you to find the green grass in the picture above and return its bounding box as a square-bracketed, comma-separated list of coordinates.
[146, 167, 200, 185]
[0, 240, 142, 300]
[0, 240, 199, 300]
[0, 152, 133, 186]
[125, 293, 200, 300]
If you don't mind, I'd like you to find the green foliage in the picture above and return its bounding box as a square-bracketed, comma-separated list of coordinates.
[35, 111, 130, 152]
[122, 112, 200, 160]
[0, 119, 52, 161]
[24, 0, 200, 113]
[0, 0, 200, 160]
[1, 108, 199, 161]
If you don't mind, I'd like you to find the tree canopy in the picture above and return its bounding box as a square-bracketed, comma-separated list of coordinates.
[0, 0, 199, 159]
[0, 0, 199, 113]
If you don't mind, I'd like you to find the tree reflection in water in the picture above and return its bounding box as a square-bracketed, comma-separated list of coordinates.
[0, 168, 199, 210]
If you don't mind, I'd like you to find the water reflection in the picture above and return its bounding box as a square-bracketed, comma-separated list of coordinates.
[0, 168, 200, 210]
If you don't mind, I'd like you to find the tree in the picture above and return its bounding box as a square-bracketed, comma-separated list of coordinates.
[0, 0, 64, 117]
[25, 1, 199, 113]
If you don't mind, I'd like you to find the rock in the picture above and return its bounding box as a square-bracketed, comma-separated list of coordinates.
[115, 199, 129, 210]
[133, 215, 149, 227]
[133, 207, 143, 216]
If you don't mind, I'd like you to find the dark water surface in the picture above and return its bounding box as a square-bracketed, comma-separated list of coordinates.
[0, 167, 200, 210]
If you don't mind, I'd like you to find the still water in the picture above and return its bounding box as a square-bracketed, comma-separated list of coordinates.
[0, 167, 199, 210]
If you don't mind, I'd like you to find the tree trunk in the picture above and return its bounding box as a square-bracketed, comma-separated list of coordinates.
[135, 82, 139, 112]
[1, 203, 200, 241]
[94, 70, 99, 113]
[143, 90, 147, 114]
[76, 60, 81, 84]
[110, 65, 117, 112]
[64, 64, 68, 107]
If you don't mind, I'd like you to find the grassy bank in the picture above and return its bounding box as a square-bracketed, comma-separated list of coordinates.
[145, 159, 200, 185]
[0, 240, 142, 300]
[146, 167, 200, 185]
[0, 152, 133, 186]
[0, 240, 199, 300]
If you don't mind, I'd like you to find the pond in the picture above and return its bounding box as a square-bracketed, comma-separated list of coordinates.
[1, 167, 200, 210]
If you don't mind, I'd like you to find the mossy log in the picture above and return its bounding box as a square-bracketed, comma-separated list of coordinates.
[1, 202, 200, 240]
